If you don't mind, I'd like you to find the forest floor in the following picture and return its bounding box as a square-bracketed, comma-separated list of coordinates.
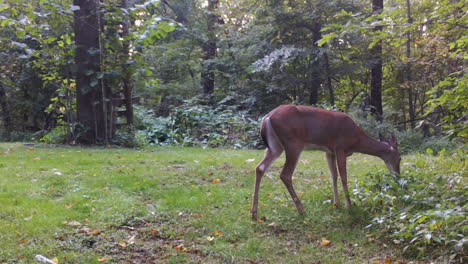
[0, 143, 457, 263]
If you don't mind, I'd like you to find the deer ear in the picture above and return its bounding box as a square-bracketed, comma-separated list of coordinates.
[389, 133, 397, 146]
[379, 132, 385, 142]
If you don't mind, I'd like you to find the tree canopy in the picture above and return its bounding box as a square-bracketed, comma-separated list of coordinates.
[0, 0, 466, 144]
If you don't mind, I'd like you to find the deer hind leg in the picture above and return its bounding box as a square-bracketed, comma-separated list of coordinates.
[336, 150, 352, 208]
[326, 153, 340, 207]
[280, 144, 305, 215]
[251, 146, 283, 220]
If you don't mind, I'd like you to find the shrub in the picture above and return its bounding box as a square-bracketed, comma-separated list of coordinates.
[40, 126, 67, 144]
[353, 151, 467, 262]
[135, 98, 262, 149]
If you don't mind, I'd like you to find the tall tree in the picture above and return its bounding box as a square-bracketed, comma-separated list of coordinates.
[121, 0, 134, 128]
[309, 21, 322, 105]
[73, 0, 107, 144]
[201, 0, 220, 96]
[370, 0, 383, 121]
[405, 0, 416, 128]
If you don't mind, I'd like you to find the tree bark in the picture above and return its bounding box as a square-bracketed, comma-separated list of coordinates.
[73, 0, 106, 144]
[370, 0, 383, 121]
[406, 0, 416, 128]
[324, 51, 334, 106]
[201, 0, 219, 96]
[121, 0, 134, 128]
[0, 84, 11, 139]
[309, 21, 322, 105]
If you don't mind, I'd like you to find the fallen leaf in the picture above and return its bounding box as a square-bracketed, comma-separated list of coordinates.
[118, 241, 127, 248]
[52, 257, 59, 264]
[245, 158, 255, 163]
[66, 220, 81, 226]
[151, 228, 160, 237]
[175, 244, 185, 251]
[383, 257, 393, 264]
[80, 227, 93, 234]
[65, 203, 73, 209]
[206, 236, 214, 241]
[257, 219, 263, 223]
[127, 234, 136, 245]
[266, 193, 273, 196]
[33, 157, 41, 160]
[211, 179, 221, 184]
[268, 222, 277, 227]
[320, 238, 332, 246]
[24, 216, 33, 221]
[18, 239, 28, 244]
[213, 231, 222, 236]
[97, 257, 109, 262]
[193, 213, 202, 218]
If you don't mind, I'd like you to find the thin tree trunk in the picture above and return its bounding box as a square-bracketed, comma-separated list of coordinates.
[324, 51, 334, 106]
[0, 84, 11, 139]
[406, 0, 415, 128]
[309, 21, 322, 105]
[121, 0, 134, 128]
[201, 0, 219, 97]
[370, 0, 383, 121]
[73, 0, 105, 144]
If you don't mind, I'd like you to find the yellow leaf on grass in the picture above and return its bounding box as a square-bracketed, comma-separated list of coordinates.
[65, 203, 73, 209]
[256, 219, 263, 223]
[33, 157, 41, 160]
[206, 236, 214, 241]
[383, 257, 393, 264]
[52, 257, 59, 264]
[266, 193, 273, 196]
[213, 231, 222, 236]
[98, 257, 109, 262]
[212, 179, 221, 184]
[118, 241, 127, 248]
[320, 238, 332, 246]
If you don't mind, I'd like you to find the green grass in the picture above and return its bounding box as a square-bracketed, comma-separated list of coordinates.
[0, 143, 461, 263]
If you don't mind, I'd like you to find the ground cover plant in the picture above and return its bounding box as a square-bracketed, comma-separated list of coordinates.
[0, 143, 466, 263]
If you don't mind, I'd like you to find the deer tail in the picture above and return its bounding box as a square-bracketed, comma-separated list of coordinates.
[260, 116, 269, 149]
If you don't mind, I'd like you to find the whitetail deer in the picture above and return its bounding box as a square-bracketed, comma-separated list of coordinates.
[252, 105, 401, 219]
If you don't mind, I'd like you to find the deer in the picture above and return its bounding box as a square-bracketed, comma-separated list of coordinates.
[251, 105, 401, 220]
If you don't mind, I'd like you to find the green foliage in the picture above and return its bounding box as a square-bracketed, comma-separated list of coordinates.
[354, 151, 467, 261]
[426, 72, 467, 138]
[40, 126, 67, 144]
[135, 98, 262, 148]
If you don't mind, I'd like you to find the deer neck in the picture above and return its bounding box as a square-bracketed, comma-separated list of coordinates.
[354, 133, 389, 159]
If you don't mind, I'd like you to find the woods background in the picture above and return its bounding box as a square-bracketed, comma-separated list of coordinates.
[0, 0, 466, 147]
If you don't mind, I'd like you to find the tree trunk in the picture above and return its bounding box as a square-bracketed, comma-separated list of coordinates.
[201, 0, 219, 96]
[309, 21, 322, 105]
[121, 0, 134, 128]
[324, 51, 334, 106]
[0, 84, 11, 139]
[370, 0, 383, 121]
[73, 0, 106, 144]
[406, 0, 416, 128]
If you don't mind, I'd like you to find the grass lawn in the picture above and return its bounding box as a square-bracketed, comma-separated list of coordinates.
[0, 143, 455, 263]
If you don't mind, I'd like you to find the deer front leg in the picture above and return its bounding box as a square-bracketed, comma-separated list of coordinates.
[252, 149, 281, 220]
[336, 150, 352, 208]
[326, 153, 340, 207]
[280, 146, 305, 215]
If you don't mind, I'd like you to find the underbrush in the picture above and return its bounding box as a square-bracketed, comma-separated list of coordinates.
[133, 99, 262, 149]
[354, 151, 467, 262]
